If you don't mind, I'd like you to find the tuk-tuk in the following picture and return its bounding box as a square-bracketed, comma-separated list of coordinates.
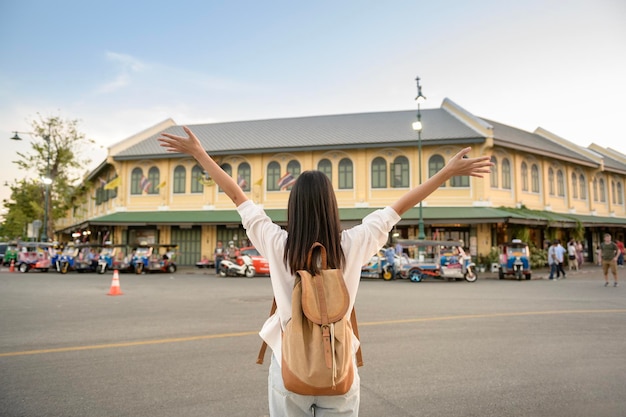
[16, 242, 53, 273]
[3, 241, 19, 266]
[57, 243, 100, 274]
[498, 239, 532, 280]
[131, 243, 178, 274]
[97, 243, 131, 274]
[397, 239, 478, 283]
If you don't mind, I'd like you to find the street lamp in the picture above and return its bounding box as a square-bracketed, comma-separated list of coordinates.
[10, 130, 52, 242]
[412, 76, 427, 240]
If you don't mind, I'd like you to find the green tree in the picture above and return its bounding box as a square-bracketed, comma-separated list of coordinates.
[3, 114, 96, 241]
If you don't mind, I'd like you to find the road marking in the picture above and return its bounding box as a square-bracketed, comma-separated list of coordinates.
[2, 309, 625, 358]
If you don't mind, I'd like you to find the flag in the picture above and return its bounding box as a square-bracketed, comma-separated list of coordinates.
[237, 176, 247, 189]
[254, 177, 263, 186]
[98, 177, 107, 187]
[140, 175, 151, 193]
[197, 173, 215, 186]
[155, 180, 166, 190]
[278, 172, 295, 190]
[104, 177, 121, 190]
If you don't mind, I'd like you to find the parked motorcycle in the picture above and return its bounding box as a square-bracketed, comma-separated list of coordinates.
[219, 254, 256, 277]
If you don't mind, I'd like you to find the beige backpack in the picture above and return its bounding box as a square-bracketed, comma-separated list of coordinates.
[257, 242, 362, 395]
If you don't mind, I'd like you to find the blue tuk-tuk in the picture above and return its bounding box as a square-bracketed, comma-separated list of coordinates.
[498, 239, 532, 280]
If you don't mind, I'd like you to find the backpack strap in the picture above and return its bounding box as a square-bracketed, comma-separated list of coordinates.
[350, 308, 363, 367]
[256, 298, 277, 365]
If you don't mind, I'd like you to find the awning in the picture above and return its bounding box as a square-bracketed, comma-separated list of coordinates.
[57, 206, 624, 233]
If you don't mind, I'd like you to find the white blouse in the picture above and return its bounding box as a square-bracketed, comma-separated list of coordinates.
[237, 200, 401, 363]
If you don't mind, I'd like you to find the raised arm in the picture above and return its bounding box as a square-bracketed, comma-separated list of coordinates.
[391, 147, 492, 216]
[158, 126, 248, 207]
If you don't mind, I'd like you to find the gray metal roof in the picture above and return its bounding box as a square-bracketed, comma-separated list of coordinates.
[484, 118, 598, 166]
[111, 107, 624, 175]
[113, 109, 485, 160]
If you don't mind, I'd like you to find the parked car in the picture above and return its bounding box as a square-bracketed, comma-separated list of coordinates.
[237, 246, 270, 275]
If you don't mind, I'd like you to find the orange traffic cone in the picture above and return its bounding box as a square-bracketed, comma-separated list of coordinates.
[107, 270, 124, 296]
[9, 260, 15, 273]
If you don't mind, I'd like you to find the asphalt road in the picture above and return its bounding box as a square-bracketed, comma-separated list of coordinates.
[0, 267, 624, 417]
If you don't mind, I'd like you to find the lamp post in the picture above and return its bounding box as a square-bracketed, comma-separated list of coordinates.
[412, 76, 427, 240]
[11, 130, 52, 242]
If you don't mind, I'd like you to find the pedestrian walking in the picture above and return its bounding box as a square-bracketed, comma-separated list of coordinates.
[548, 241, 558, 280]
[158, 126, 492, 416]
[555, 240, 566, 279]
[600, 233, 619, 287]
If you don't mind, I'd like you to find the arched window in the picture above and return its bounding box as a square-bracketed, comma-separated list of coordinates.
[531, 164, 539, 193]
[173, 165, 186, 194]
[285, 160, 301, 191]
[219, 163, 232, 193]
[599, 178, 606, 202]
[131, 168, 143, 195]
[490, 156, 498, 188]
[618, 182, 624, 205]
[451, 173, 469, 187]
[548, 168, 555, 196]
[267, 161, 280, 191]
[191, 165, 204, 193]
[338, 158, 353, 190]
[611, 180, 617, 204]
[571, 173, 578, 199]
[391, 156, 409, 188]
[429, 155, 445, 187]
[317, 159, 332, 181]
[556, 170, 565, 197]
[579, 174, 586, 200]
[502, 159, 511, 190]
[237, 163, 251, 192]
[593, 177, 598, 201]
[521, 162, 528, 191]
[371, 157, 387, 188]
[147, 167, 159, 195]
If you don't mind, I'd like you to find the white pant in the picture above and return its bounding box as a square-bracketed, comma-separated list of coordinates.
[268, 354, 360, 417]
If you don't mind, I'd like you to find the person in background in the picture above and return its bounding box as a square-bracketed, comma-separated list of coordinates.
[555, 239, 566, 279]
[214, 240, 225, 274]
[384, 245, 396, 277]
[548, 241, 558, 280]
[567, 238, 578, 271]
[600, 233, 619, 287]
[615, 239, 624, 267]
[576, 240, 584, 269]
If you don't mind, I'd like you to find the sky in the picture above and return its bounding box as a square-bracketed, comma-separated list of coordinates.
[1, 0, 625, 212]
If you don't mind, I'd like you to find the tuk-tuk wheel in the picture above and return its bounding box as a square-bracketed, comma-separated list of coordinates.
[61, 262, 69, 274]
[498, 268, 504, 280]
[409, 270, 422, 282]
[167, 264, 177, 273]
[465, 266, 478, 282]
[525, 273, 532, 280]
[382, 270, 393, 281]
[135, 263, 144, 274]
[19, 263, 29, 273]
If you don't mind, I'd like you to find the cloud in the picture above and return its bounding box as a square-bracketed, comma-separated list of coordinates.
[94, 52, 147, 94]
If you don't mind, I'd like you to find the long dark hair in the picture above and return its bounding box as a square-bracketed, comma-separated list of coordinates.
[284, 170, 345, 274]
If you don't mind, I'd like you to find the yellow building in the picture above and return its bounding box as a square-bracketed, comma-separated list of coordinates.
[56, 99, 626, 266]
